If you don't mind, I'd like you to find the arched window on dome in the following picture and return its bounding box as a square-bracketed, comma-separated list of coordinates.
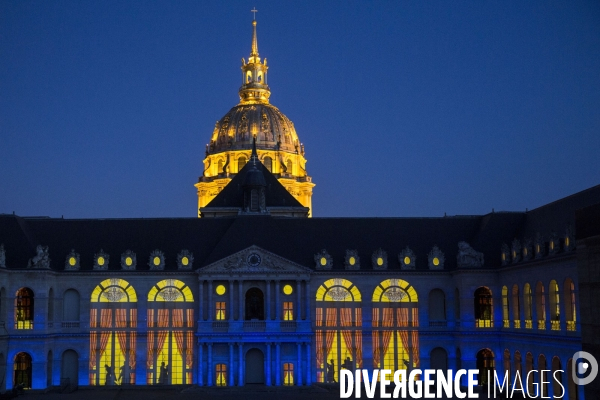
[315, 279, 362, 383]
[286, 159, 293, 175]
[238, 156, 247, 172]
[147, 279, 194, 385]
[524, 283, 533, 328]
[89, 279, 137, 386]
[263, 156, 272, 172]
[372, 279, 419, 372]
[217, 159, 224, 175]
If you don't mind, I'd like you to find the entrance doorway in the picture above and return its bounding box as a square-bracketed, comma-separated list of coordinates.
[61, 350, 79, 389]
[13, 352, 32, 389]
[245, 348, 265, 384]
[245, 288, 264, 320]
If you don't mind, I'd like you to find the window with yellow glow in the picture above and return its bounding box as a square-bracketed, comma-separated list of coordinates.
[15, 287, 34, 330]
[283, 302, 293, 321]
[404, 256, 411, 265]
[146, 279, 194, 385]
[284, 363, 294, 385]
[320, 257, 327, 266]
[97, 256, 105, 266]
[69, 257, 76, 266]
[89, 278, 138, 386]
[502, 286, 509, 328]
[377, 257, 384, 266]
[125, 257, 133, 266]
[349, 257, 356, 266]
[216, 364, 227, 386]
[433, 257, 440, 266]
[216, 302, 226, 320]
[181, 256, 189, 266]
[153, 257, 160, 266]
[315, 279, 362, 383]
[372, 279, 419, 373]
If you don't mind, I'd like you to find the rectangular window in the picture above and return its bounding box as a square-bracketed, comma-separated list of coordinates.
[216, 363, 227, 386]
[216, 302, 226, 320]
[283, 363, 294, 385]
[283, 302, 294, 321]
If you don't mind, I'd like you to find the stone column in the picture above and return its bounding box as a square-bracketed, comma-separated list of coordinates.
[198, 343, 203, 386]
[297, 343, 303, 386]
[275, 281, 280, 321]
[238, 343, 244, 386]
[266, 343, 272, 386]
[275, 343, 281, 386]
[207, 343, 213, 386]
[229, 343, 234, 386]
[208, 281, 213, 321]
[239, 281, 244, 321]
[296, 280, 302, 321]
[229, 281, 234, 321]
[306, 342, 312, 385]
[266, 280, 271, 320]
[199, 280, 204, 321]
[305, 280, 311, 322]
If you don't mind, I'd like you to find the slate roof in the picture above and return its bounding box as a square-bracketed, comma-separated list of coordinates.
[1, 185, 598, 273]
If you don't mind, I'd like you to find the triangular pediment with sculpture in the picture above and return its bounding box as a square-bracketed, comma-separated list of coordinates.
[199, 245, 312, 274]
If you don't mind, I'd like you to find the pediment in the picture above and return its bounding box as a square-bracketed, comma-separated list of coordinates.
[199, 245, 312, 275]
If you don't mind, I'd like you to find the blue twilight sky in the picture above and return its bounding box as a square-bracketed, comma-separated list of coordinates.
[1, 1, 599, 218]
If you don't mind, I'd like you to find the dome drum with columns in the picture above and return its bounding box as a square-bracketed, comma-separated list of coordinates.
[196, 20, 314, 217]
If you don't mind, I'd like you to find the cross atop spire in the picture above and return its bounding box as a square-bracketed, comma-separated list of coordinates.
[251, 7, 258, 20]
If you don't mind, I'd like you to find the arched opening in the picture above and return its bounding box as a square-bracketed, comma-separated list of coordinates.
[430, 347, 448, 370]
[502, 286, 509, 328]
[512, 285, 521, 328]
[428, 289, 445, 325]
[13, 352, 32, 389]
[61, 350, 78, 389]
[526, 352, 534, 394]
[524, 283, 533, 328]
[476, 349, 494, 386]
[503, 349, 511, 384]
[238, 156, 247, 172]
[371, 279, 418, 374]
[316, 279, 363, 383]
[535, 282, 546, 330]
[549, 280, 560, 330]
[552, 356, 563, 399]
[47, 350, 53, 387]
[245, 348, 265, 384]
[245, 288, 264, 320]
[63, 289, 80, 325]
[147, 279, 195, 385]
[474, 287, 493, 327]
[514, 351, 523, 390]
[567, 358, 578, 400]
[14, 288, 34, 329]
[286, 159, 292, 174]
[48, 288, 54, 325]
[564, 279, 576, 331]
[217, 159, 224, 174]
[263, 156, 272, 172]
[538, 354, 548, 397]
[89, 278, 138, 386]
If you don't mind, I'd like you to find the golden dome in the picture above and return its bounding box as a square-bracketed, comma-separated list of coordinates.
[207, 103, 301, 155]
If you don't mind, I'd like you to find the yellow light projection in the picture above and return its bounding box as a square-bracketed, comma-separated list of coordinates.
[97, 256, 105, 266]
[316, 279, 361, 302]
[89, 279, 137, 386]
[372, 279, 419, 372]
[147, 279, 194, 385]
[315, 279, 362, 383]
[215, 285, 226, 296]
[69, 257, 76, 266]
[125, 257, 133, 266]
[283, 284, 293, 295]
[181, 257, 189, 266]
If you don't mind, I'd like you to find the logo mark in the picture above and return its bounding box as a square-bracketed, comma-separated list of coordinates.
[572, 351, 598, 386]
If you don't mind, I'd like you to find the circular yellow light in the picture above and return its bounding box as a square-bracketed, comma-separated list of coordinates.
[283, 284, 293, 295]
[153, 256, 161, 266]
[433, 257, 440, 266]
[181, 256, 189, 266]
[125, 257, 132, 266]
[320, 257, 327, 266]
[349, 256, 355, 266]
[97, 256, 105, 266]
[404, 256, 411, 265]
[68, 257, 76, 266]
[377, 257, 383, 266]
[216, 285, 226, 295]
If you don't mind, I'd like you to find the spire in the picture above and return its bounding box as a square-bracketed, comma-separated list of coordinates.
[251, 135, 259, 164]
[251, 20, 259, 58]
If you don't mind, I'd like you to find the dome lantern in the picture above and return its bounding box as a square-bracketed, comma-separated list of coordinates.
[239, 20, 270, 105]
